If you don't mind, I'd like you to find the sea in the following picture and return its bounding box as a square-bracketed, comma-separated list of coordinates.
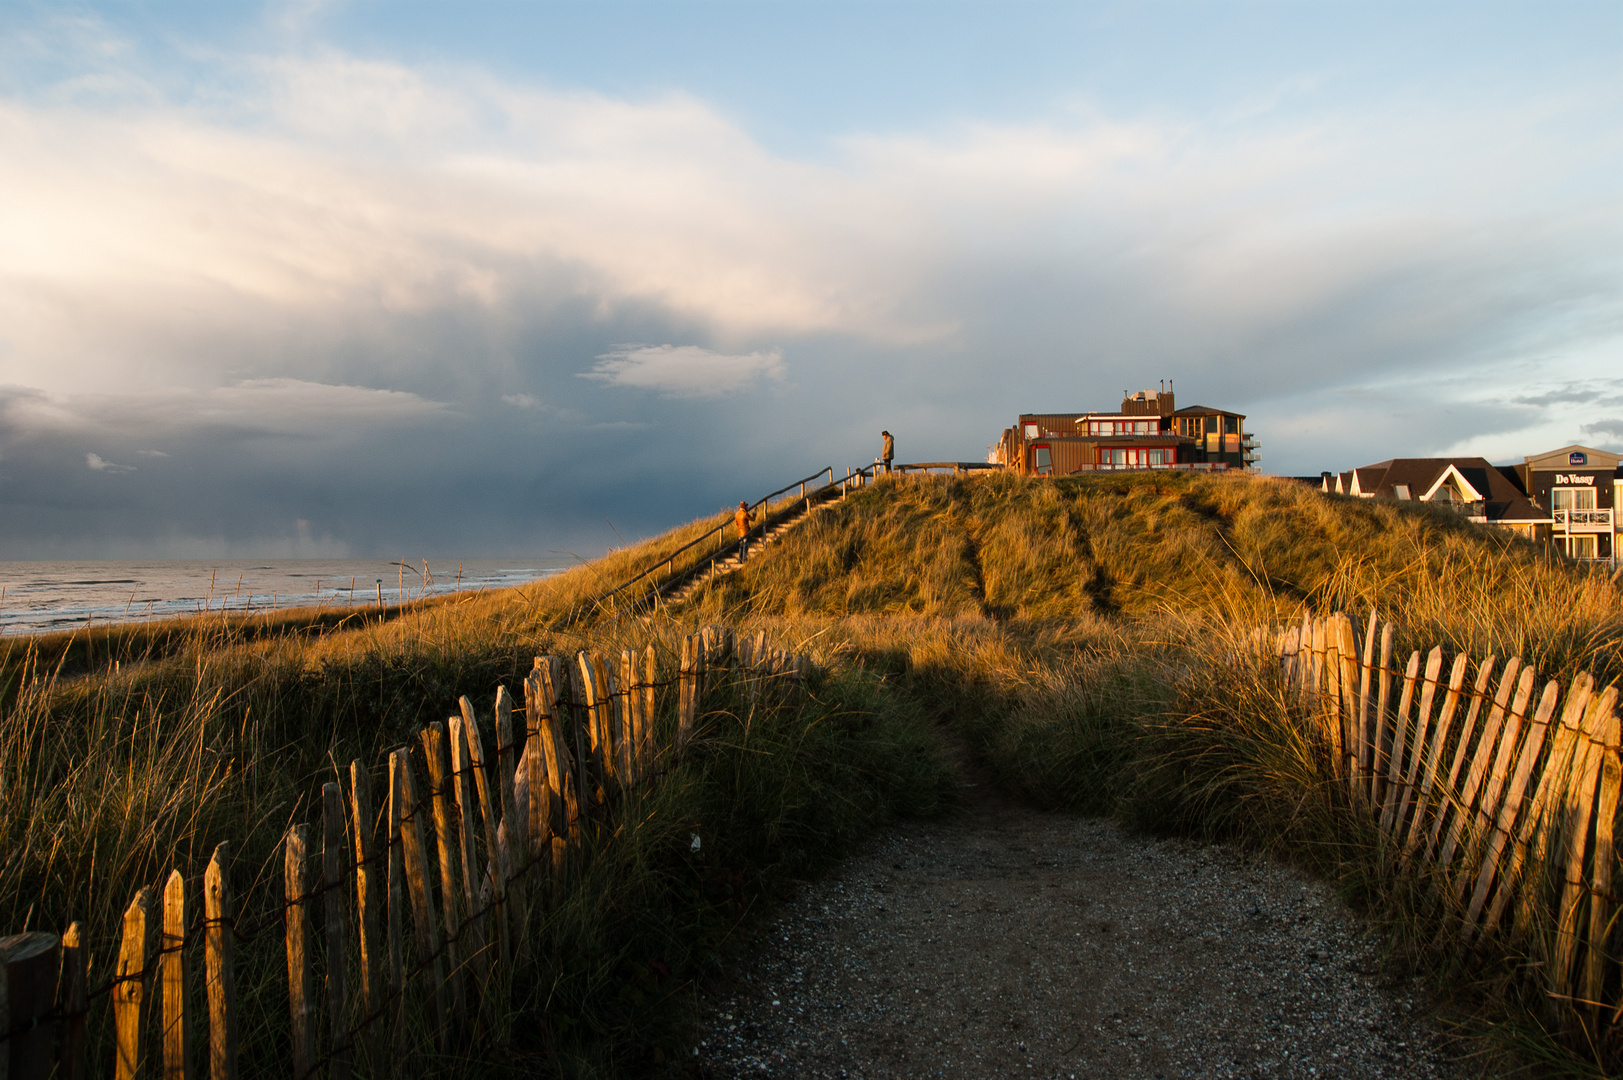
[0, 558, 564, 637]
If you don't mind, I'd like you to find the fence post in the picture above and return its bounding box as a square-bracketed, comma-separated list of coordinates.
[1404, 653, 1470, 854]
[2, 931, 60, 1080]
[494, 685, 528, 951]
[1356, 611, 1377, 785]
[642, 645, 658, 776]
[456, 703, 510, 971]
[678, 635, 697, 753]
[161, 870, 188, 1080]
[1552, 692, 1615, 1001]
[447, 717, 491, 980]
[1463, 679, 1560, 937]
[391, 749, 449, 1050]
[116, 887, 156, 1080]
[1393, 647, 1444, 839]
[1584, 733, 1621, 1023]
[495, 686, 521, 854]
[427, 735, 473, 990]
[203, 845, 236, 1080]
[284, 826, 314, 1080]
[1378, 651, 1422, 835]
[348, 763, 381, 1073]
[1371, 623, 1395, 806]
[321, 784, 353, 1080]
[1441, 657, 1519, 871]
[60, 921, 88, 1080]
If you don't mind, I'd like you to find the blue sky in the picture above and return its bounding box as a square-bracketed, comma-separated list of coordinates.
[1, 2, 1619, 558]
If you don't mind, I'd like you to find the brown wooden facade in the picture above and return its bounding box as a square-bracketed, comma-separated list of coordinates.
[995, 387, 1255, 476]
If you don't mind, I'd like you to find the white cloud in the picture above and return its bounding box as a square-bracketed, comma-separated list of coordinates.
[86, 452, 134, 472]
[580, 344, 787, 398]
[501, 393, 542, 409]
[9, 380, 449, 440]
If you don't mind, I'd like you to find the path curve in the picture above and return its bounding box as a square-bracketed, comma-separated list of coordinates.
[696, 787, 1461, 1079]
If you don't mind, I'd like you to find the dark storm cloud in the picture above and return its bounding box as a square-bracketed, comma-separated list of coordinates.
[0, 47, 1618, 556]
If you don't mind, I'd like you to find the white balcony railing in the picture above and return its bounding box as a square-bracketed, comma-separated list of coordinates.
[1554, 507, 1614, 532]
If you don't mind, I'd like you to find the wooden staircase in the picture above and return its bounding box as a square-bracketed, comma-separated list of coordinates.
[663, 495, 829, 605]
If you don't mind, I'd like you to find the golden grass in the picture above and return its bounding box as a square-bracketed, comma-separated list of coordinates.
[4, 467, 1620, 1074]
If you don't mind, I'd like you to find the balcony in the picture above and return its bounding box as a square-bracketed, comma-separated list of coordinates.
[1554, 507, 1614, 532]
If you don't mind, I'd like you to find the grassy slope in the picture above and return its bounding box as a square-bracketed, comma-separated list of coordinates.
[686, 470, 1623, 1074]
[4, 470, 1621, 1074]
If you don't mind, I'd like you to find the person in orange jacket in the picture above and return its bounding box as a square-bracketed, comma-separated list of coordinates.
[734, 500, 754, 562]
[881, 430, 894, 474]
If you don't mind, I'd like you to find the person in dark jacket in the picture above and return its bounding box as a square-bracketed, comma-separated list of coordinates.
[734, 500, 754, 562]
[881, 430, 894, 474]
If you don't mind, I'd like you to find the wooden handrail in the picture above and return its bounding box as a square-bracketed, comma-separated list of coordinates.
[588, 464, 874, 610]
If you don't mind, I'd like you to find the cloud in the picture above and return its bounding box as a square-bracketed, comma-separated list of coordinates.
[0, 30, 1618, 553]
[85, 452, 134, 472]
[1581, 419, 1623, 440]
[5, 380, 450, 441]
[580, 344, 787, 398]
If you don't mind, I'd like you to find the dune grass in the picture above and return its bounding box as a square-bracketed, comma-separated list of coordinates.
[5, 468, 1622, 1075]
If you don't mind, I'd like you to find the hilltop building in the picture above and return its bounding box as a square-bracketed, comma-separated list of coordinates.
[1512, 445, 1620, 563]
[994, 385, 1258, 477]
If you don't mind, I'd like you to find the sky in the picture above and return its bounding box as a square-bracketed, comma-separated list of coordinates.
[0, 1, 1619, 560]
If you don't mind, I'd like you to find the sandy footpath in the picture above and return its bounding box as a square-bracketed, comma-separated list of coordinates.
[694, 784, 1464, 1080]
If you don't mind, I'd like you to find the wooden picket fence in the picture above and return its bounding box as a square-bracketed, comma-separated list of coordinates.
[1271, 610, 1622, 1033]
[0, 626, 808, 1079]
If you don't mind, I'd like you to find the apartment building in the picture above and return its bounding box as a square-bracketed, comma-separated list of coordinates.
[995, 385, 1256, 476]
[1511, 445, 1620, 562]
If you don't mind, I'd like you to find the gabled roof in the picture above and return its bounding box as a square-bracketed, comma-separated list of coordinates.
[1523, 444, 1621, 471]
[1171, 405, 1245, 417]
[1343, 457, 1550, 524]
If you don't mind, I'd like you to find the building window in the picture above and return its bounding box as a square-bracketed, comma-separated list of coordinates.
[1394, 484, 1411, 500]
[1033, 445, 1051, 475]
[1024, 424, 1039, 438]
[1224, 416, 1239, 435]
[1552, 487, 1597, 511]
[1562, 534, 1599, 560]
[1148, 449, 1164, 466]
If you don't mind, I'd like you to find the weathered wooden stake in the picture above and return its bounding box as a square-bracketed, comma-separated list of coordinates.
[203, 845, 237, 1080]
[116, 887, 155, 1080]
[1552, 696, 1613, 1000]
[348, 762, 381, 1072]
[2, 931, 61, 1080]
[162, 869, 189, 1080]
[322, 783, 353, 1080]
[1403, 652, 1469, 854]
[457, 703, 510, 971]
[1427, 656, 1498, 860]
[678, 635, 697, 752]
[1455, 666, 1537, 902]
[1393, 648, 1444, 841]
[420, 725, 466, 1021]
[1584, 742, 1620, 1019]
[61, 921, 89, 1080]
[1357, 610, 1378, 783]
[1379, 651, 1422, 835]
[1464, 679, 1560, 936]
[391, 749, 450, 1050]
[1441, 656, 1521, 870]
[385, 761, 405, 1058]
[642, 644, 658, 775]
[285, 826, 314, 1080]
[1508, 676, 1596, 939]
[1370, 623, 1395, 806]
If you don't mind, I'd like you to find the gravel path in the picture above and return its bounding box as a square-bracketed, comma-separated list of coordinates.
[695, 786, 1462, 1079]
